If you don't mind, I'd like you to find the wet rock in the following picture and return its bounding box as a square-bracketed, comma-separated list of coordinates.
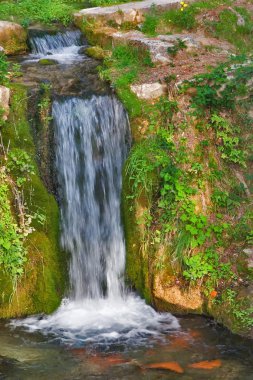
[0, 85, 10, 121]
[0, 21, 27, 55]
[130, 82, 167, 100]
[153, 275, 203, 312]
[38, 58, 58, 65]
[78, 46, 87, 54]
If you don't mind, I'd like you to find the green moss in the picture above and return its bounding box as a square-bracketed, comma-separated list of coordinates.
[38, 58, 58, 65]
[122, 165, 151, 303]
[0, 84, 67, 317]
[85, 46, 109, 60]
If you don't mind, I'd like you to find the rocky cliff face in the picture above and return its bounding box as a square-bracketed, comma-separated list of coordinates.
[76, 0, 253, 337]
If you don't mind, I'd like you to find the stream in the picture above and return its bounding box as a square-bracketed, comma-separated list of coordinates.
[2, 27, 253, 380]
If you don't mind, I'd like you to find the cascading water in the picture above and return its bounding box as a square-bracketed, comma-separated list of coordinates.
[28, 29, 86, 63]
[13, 31, 179, 346]
[54, 95, 128, 300]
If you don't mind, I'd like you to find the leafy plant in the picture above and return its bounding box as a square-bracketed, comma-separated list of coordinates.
[219, 289, 253, 330]
[183, 57, 253, 112]
[167, 39, 187, 57]
[0, 174, 27, 278]
[141, 5, 159, 36]
[0, 53, 8, 85]
[211, 114, 246, 167]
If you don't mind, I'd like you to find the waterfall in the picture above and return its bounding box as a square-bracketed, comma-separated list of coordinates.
[53, 96, 129, 300]
[29, 30, 83, 54]
[27, 29, 86, 63]
[12, 31, 179, 346]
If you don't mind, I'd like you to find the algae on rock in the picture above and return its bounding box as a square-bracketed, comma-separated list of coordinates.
[0, 84, 66, 317]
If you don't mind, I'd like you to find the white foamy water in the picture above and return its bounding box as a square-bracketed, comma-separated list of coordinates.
[13, 295, 179, 345]
[27, 30, 86, 64]
[12, 41, 179, 345]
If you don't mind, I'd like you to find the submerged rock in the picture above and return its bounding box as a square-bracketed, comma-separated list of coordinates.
[0, 21, 27, 55]
[38, 58, 58, 65]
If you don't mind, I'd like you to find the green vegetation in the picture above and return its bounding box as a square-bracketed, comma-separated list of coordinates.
[215, 289, 253, 331]
[0, 0, 84, 26]
[0, 177, 27, 278]
[0, 53, 8, 85]
[0, 50, 66, 315]
[99, 45, 153, 116]
[121, 51, 252, 329]
[184, 56, 253, 112]
[89, 0, 132, 6]
[90, 0, 253, 331]
[140, 0, 253, 56]
[141, 0, 232, 36]
[210, 7, 253, 53]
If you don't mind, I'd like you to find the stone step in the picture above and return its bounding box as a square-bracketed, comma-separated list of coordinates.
[74, 0, 195, 25]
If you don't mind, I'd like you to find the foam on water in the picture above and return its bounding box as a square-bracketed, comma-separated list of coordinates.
[28, 30, 86, 63]
[13, 295, 179, 346]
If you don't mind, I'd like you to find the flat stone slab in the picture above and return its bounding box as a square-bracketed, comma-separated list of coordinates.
[74, 0, 193, 18]
[131, 82, 167, 99]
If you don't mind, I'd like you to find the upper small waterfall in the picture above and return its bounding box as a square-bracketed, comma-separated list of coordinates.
[53, 96, 130, 300]
[29, 30, 83, 55]
[27, 29, 86, 64]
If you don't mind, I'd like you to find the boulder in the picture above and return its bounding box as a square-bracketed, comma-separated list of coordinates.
[85, 46, 110, 60]
[0, 85, 10, 121]
[131, 82, 167, 100]
[153, 275, 203, 312]
[0, 21, 27, 55]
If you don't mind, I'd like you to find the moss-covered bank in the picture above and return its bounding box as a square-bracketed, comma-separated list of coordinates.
[0, 84, 66, 317]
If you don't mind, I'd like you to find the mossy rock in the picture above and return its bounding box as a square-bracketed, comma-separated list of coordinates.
[85, 46, 109, 60]
[122, 161, 153, 303]
[0, 21, 27, 55]
[0, 84, 67, 317]
[38, 58, 58, 66]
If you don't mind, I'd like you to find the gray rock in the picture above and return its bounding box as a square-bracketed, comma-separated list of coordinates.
[131, 82, 167, 99]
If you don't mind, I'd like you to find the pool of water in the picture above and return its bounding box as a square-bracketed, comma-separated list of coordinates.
[1, 315, 253, 379]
